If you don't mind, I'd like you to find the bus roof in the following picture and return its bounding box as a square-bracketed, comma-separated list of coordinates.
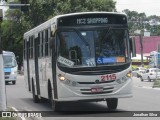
[52, 11, 127, 19]
[24, 12, 127, 38]
[3, 51, 15, 57]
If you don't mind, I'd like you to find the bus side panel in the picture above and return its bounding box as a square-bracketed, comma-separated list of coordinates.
[34, 37, 40, 97]
[52, 49, 58, 100]
[38, 57, 52, 99]
[26, 41, 31, 91]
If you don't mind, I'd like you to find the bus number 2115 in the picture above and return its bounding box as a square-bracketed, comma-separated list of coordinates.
[101, 74, 116, 81]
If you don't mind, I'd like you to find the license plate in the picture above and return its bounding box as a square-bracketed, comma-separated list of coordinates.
[91, 87, 103, 93]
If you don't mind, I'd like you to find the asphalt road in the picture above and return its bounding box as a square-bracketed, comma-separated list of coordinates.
[5, 74, 160, 120]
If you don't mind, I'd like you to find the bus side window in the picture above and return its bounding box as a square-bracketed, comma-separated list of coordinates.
[45, 29, 49, 56]
[38, 33, 41, 57]
[30, 36, 34, 59]
[48, 28, 51, 56]
[41, 31, 44, 57]
[23, 39, 26, 59]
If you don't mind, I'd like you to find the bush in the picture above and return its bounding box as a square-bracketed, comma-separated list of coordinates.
[153, 79, 160, 88]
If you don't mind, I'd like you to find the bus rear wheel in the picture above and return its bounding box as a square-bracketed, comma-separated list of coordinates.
[32, 81, 40, 103]
[48, 84, 61, 111]
[52, 100, 61, 112]
[106, 98, 118, 110]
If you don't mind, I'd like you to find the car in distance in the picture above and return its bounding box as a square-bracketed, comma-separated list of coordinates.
[133, 67, 146, 78]
[140, 68, 160, 82]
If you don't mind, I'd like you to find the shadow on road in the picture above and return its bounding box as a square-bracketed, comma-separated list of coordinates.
[19, 98, 128, 117]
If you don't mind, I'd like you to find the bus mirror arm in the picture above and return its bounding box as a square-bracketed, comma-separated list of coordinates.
[49, 37, 55, 49]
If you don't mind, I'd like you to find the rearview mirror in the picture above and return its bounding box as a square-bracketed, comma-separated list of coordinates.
[129, 37, 136, 57]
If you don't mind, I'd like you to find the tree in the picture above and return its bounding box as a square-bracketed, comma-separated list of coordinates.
[1, 0, 116, 69]
[1, 9, 27, 70]
[123, 9, 160, 36]
[23, 0, 116, 28]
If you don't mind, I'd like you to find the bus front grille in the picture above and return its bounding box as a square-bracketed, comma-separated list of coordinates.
[78, 80, 115, 84]
[80, 87, 114, 95]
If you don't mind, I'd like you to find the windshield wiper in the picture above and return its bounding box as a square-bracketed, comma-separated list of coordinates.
[73, 28, 91, 57]
[101, 27, 112, 42]
[73, 28, 89, 47]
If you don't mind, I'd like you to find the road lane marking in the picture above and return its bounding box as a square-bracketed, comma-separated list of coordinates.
[12, 107, 26, 120]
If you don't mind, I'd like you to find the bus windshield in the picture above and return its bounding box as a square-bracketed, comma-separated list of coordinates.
[3, 55, 17, 68]
[57, 28, 129, 68]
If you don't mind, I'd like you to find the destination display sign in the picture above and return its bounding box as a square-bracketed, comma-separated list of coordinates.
[76, 17, 108, 25]
[58, 13, 127, 26]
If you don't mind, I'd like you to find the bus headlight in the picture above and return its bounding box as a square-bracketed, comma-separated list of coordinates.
[58, 74, 66, 81]
[116, 71, 131, 84]
[58, 74, 77, 86]
[126, 71, 132, 78]
[121, 76, 127, 82]
[65, 79, 77, 86]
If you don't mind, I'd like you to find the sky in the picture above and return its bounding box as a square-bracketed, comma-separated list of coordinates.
[115, 0, 160, 16]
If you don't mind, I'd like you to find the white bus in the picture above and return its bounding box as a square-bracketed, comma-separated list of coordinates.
[23, 12, 136, 111]
[3, 51, 18, 85]
[149, 51, 160, 68]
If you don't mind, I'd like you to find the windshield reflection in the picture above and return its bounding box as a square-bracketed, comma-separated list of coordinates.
[57, 28, 129, 67]
[3, 56, 17, 68]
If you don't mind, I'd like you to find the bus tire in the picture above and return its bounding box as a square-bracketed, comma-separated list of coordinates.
[53, 101, 61, 112]
[48, 82, 61, 111]
[106, 98, 118, 110]
[12, 81, 16, 85]
[32, 80, 40, 103]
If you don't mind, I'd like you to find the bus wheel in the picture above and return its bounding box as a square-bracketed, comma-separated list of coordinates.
[53, 101, 61, 112]
[32, 81, 40, 103]
[106, 98, 118, 110]
[12, 81, 16, 85]
[48, 86, 61, 111]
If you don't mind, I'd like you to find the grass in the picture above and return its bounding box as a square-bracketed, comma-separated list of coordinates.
[153, 79, 160, 88]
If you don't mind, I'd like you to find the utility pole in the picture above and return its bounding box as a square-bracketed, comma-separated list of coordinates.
[0, 8, 6, 111]
[139, 31, 144, 67]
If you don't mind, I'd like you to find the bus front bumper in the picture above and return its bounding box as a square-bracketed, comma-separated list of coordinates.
[56, 77, 133, 102]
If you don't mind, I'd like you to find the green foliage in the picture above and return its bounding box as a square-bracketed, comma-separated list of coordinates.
[153, 79, 160, 88]
[23, 0, 116, 28]
[123, 9, 160, 36]
[1, 9, 26, 69]
[1, 0, 116, 69]
[132, 65, 137, 71]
